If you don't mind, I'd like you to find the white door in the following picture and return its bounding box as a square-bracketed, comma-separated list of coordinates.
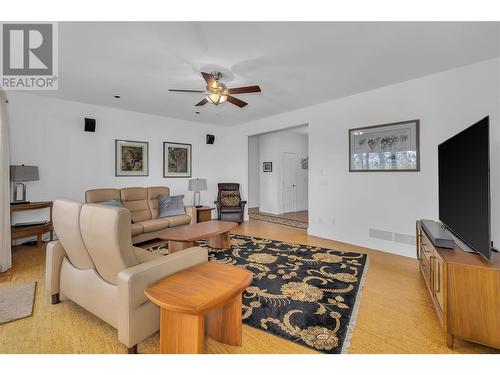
[282, 152, 297, 213]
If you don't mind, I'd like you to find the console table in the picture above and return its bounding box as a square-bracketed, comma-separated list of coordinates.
[11, 201, 54, 248]
[416, 221, 500, 349]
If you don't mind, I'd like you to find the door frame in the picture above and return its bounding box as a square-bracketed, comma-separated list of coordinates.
[281, 152, 297, 214]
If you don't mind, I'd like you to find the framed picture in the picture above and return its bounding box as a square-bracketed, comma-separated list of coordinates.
[349, 119, 420, 172]
[163, 142, 192, 178]
[115, 140, 149, 176]
[263, 161, 272, 172]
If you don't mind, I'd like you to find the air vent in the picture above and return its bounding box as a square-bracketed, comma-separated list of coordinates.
[394, 233, 416, 245]
[369, 228, 416, 245]
[369, 228, 393, 241]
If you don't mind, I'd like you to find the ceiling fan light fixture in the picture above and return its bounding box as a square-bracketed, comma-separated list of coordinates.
[170, 71, 258, 108]
[207, 93, 227, 105]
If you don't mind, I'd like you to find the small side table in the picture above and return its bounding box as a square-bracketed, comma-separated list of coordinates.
[145, 262, 252, 354]
[11, 201, 54, 248]
[196, 206, 214, 223]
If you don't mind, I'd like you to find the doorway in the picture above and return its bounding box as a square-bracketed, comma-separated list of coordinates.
[247, 125, 309, 229]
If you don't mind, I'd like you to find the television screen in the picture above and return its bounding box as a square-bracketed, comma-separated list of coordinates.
[438, 116, 491, 261]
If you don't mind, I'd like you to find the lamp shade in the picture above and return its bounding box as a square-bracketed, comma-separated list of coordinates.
[188, 178, 207, 192]
[10, 165, 39, 182]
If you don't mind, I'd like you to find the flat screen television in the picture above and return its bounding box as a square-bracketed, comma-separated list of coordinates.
[438, 116, 491, 261]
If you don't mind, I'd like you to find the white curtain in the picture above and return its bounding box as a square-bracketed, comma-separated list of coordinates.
[0, 89, 11, 272]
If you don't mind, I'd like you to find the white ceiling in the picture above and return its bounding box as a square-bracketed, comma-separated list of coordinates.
[38, 22, 500, 126]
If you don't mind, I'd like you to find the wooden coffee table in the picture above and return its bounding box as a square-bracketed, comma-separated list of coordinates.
[145, 262, 253, 354]
[158, 220, 237, 253]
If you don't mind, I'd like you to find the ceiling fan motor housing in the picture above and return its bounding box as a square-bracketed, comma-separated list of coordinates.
[211, 71, 224, 81]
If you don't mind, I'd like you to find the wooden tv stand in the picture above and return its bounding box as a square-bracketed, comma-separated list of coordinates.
[416, 221, 500, 349]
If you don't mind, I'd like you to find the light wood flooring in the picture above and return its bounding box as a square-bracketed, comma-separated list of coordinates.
[0, 219, 498, 354]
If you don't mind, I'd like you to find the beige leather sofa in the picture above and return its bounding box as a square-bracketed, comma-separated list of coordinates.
[85, 187, 196, 244]
[46, 199, 208, 353]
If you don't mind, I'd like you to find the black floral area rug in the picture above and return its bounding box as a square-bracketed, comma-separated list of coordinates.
[144, 234, 368, 354]
[205, 234, 368, 354]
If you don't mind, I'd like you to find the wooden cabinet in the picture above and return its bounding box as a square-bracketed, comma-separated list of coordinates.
[417, 224, 444, 322]
[416, 221, 500, 349]
[432, 253, 445, 315]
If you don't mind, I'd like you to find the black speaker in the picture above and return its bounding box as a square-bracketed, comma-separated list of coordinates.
[206, 134, 215, 144]
[84, 118, 96, 132]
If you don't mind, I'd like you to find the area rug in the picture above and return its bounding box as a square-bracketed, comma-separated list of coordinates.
[248, 212, 308, 229]
[0, 282, 36, 324]
[144, 235, 368, 354]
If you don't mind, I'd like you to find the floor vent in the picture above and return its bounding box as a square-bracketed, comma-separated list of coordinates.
[394, 232, 416, 245]
[369, 228, 393, 241]
[369, 228, 416, 245]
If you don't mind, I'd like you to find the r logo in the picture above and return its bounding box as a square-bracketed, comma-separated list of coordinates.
[2, 23, 53, 76]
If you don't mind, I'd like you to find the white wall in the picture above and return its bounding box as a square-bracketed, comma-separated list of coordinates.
[7, 58, 500, 259]
[230, 58, 500, 258]
[7, 92, 244, 225]
[258, 131, 308, 214]
[247, 135, 260, 208]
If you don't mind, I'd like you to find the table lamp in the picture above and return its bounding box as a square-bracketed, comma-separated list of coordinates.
[10, 165, 39, 204]
[188, 178, 207, 208]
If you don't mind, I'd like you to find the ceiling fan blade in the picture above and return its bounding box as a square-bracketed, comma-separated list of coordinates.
[195, 98, 208, 106]
[169, 89, 205, 93]
[201, 72, 217, 89]
[228, 85, 261, 94]
[226, 95, 248, 108]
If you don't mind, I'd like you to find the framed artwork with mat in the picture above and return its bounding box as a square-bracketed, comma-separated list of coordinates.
[163, 142, 192, 178]
[115, 140, 149, 176]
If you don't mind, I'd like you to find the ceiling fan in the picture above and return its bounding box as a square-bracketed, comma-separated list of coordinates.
[169, 71, 261, 108]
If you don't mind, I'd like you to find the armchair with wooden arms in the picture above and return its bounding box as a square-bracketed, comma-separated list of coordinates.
[214, 183, 246, 224]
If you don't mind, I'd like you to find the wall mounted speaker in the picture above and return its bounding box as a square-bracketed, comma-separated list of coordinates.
[84, 118, 96, 132]
[206, 134, 215, 144]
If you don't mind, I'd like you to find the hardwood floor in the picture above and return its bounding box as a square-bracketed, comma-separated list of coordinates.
[0, 219, 497, 354]
[0, 268, 13, 283]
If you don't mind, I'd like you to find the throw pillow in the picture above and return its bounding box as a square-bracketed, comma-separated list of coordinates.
[220, 191, 240, 207]
[158, 194, 186, 217]
[98, 199, 123, 207]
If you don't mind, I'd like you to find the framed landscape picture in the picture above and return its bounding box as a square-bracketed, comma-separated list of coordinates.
[163, 142, 192, 178]
[349, 119, 420, 172]
[115, 140, 149, 176]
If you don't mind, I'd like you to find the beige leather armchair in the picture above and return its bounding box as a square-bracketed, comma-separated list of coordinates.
[45, 199, 208, 353]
